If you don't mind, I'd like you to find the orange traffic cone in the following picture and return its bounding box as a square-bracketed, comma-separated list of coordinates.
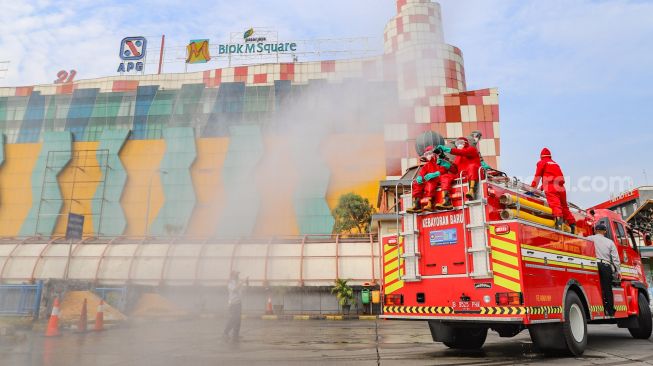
[266, 296, 273, 315]
[76, 298, 88, 333]
[94, 300, 104, 332]
[44, 297, 61, 337]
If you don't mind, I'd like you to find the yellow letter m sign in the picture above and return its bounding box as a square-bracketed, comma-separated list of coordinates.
[186, 39, 211, 64]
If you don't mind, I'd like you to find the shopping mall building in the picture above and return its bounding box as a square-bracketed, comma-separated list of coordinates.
[0, 0, 500, 290]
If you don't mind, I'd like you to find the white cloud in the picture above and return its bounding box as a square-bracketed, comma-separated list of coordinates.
[0, 0, 393, 86]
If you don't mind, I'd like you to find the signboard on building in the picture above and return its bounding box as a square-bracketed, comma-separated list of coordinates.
[117, 36, 147, 73]
[186, 39, 211, 64]
[65, 213, 84, 240]
[592, 188, 640, 210]
[218, 28, 297, 56]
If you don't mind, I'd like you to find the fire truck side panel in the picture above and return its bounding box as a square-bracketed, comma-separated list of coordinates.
[419, 210, 467, 276]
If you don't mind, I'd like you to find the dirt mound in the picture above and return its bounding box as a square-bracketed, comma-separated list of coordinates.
[131, 293, 187, 318]
[59, 291, 127, 323]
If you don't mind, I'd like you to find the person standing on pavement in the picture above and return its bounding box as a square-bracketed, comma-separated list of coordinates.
[223, 271, 247, 342]
[587, 223, 621, 316]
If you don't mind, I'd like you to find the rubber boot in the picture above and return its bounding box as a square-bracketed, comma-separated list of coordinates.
[406, 198, 422, 214]
[465, 181, 477, 201]
[422, 197, 435, 212]
[569, 223, 576, 235]
[554, 217, 563, 231]
[438, 191, 453, 210]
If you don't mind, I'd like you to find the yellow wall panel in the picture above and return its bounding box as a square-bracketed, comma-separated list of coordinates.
[0, 143, 41, 236]
[52, 142, 102, 236]
[253, 137, 299, 236]
[186, 138, 229, 236]
[324, 134, 386, 211]
[120, 140, 166, 236]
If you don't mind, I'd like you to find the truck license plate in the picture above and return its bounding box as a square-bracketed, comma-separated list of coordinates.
[453, 301, 480, 311]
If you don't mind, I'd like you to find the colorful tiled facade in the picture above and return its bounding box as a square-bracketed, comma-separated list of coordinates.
[0, 0, 499, 237]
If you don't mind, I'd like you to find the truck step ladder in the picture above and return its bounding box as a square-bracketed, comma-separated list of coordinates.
[466, 195, 493, 279]
[400, 194, 421, 281]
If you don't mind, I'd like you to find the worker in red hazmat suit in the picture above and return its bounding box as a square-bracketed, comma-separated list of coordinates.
[434, 155, 456, 210]
[469, 130, 492, 171]
[438, 137, 482, 200]
[530, 147, 576, 233]
[408, 146, 439, 213]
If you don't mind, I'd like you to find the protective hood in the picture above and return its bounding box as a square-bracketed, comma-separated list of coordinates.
[540, 147, 551, 158]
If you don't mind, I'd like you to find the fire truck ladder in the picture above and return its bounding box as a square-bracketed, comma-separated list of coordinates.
[396, 182, 421, 282]
[462, 169, 492, 279]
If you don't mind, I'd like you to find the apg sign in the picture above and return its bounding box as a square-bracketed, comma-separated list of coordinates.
[117, 36, 146, 73]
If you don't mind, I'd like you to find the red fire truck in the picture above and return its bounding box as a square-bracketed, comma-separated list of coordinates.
[381, 172, 652, 356]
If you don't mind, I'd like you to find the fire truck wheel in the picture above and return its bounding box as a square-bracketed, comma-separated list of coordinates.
[561, 291, 587, 356]
[442, 327, 488, 349]
[628, 292, 652, 339]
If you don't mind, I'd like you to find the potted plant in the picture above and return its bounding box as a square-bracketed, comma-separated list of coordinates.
[331, 279, 354, 315]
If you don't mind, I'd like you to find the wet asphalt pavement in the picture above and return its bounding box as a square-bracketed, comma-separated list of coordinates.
[1, 317, 652, 365]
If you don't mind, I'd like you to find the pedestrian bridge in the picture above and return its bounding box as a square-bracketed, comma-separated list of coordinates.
[0, 234, 381, 287]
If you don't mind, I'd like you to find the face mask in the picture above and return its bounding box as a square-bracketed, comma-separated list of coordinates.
[455, 142, 465, 149]
[424, 153, 434, 161]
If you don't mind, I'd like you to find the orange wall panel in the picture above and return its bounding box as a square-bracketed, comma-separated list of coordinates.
[186, 138, 229, 236]
[0, 143, 41, 236]
[52, 142, 102, 236]
[120, 140, 166, 236]
[324, 134, 386, 211]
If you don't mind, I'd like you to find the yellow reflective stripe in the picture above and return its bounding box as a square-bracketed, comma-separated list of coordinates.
[491, 250, 519, 267]
[521, 243, 595, 260]
[384, 280, 404, 295]
[490, 238, 517, 254]
[490, 226, 517, 241]
[385, 269, 400, 283]
[494, 274, 521, 292]
[522, 256, 544, 264]
[522, 256, 598, 271]
[492, 262, 520, 281]
[384, 259, 399, 273]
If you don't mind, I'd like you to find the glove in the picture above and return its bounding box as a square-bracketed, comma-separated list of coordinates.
[481, 161, 491, 170]
[416, 175, 424, 184]
[438, 145, 451, 153]
[424, 172, 440, 181]
[437, 159, 451, 169]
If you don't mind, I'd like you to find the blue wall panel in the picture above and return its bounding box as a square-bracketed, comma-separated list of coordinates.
[131, 85, 159, 139]
[216, 125, 263, 237]
[19, 131, 72, 236]
[92, 129, 130, 236]
[149, 127, 197, 236]
[64, 88, 99, 141]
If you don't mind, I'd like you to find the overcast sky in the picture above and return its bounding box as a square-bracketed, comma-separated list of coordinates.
[0, 0, 651, 207]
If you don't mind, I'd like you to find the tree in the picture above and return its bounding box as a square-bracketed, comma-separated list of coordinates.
[332, 192, 375, 234]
